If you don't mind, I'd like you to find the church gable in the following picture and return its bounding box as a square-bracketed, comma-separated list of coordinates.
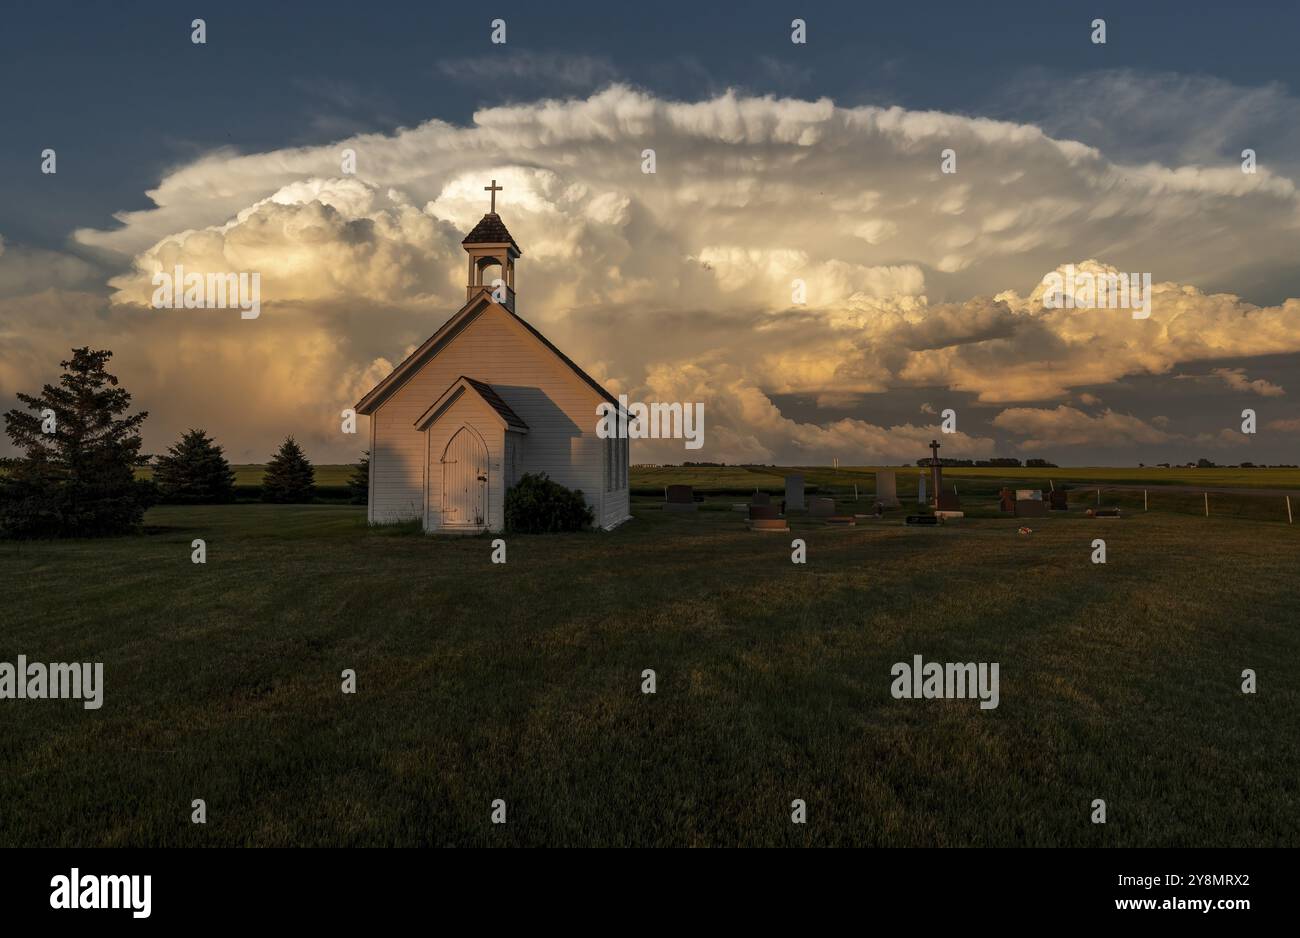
[374, 302, 606, 423]
[356, 297, 614, 417]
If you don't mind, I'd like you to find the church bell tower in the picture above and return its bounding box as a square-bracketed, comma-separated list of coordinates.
[463, 179, 521, 312]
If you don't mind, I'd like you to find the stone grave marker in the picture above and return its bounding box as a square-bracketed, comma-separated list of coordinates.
[1015, 490, 1049, 517]
[875, 470, 901, 507]
[784, 474, 805, 511]
[665, 484, 697, 512]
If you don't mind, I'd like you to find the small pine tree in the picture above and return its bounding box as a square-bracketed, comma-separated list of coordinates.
[1, 347, 153, 538]
[154, 429, 237, 504]
[347, 451, 369, 505]
[261, 436, 316, 503]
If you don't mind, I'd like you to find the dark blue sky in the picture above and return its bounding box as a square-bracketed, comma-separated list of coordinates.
[4, 0, 1299, 251]
[3, 1, 1299, 466]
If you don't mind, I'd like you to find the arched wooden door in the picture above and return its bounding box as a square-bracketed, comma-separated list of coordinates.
[441, 427, 488, 527]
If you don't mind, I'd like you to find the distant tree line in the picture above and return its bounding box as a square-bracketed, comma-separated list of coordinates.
[1142, 458, 1299, 469]
[912, 457, 1054, 468]
[1, 347, 369, 538]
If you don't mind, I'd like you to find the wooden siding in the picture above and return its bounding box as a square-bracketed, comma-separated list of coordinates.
[369, 304, 624, 529]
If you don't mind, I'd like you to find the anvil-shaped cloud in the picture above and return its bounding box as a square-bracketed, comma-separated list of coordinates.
[3, 86, 1298, 463]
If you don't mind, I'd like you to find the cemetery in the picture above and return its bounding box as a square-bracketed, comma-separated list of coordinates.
[654, 439, 1155, 533]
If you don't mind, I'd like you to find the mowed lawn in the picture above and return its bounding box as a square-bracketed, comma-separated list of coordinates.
[2, 498, 1297, 847]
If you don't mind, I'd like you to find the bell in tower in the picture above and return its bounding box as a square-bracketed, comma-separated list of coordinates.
[462, 179, 521, 312]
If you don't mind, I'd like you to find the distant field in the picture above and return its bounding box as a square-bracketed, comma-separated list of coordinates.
[2, 496, 1296, 846]
[129, 463, 1300, 494]
[633, 465, 1300, 495]
[631, 465, 789, 493]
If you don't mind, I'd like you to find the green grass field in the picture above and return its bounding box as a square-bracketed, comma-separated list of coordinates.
[2, 490, 1297, 847]
[632, 464, 1300, 494]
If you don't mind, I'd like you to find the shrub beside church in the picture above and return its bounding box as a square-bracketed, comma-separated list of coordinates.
[505, 473, 594, 533]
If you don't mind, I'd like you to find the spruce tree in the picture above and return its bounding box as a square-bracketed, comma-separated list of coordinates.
[1, 347, 152, 537]
[261, 436, 316, 503]
[154, 429, 237, 503]
[347, 451, 369, 505]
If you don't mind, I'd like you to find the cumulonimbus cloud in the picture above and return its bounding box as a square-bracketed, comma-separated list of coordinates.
[2, 86, 1298, 463]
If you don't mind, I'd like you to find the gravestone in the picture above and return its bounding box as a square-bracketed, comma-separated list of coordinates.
[748, 504, 779, 521]
[1048, 490, 1068, 511]
[875, 470, 900, 508]
[751, 518, 790, 532]
[784, 474, 805, 511]
[665, 484, 697, 513]
[928, 439, 944, 505]
[998, 488, 1016, 512]
[936, 492, 961, 511]
[808, 496, 836, 517]
[917, 473, 927, 505]
[906, 514, 940, 526]
[751, 491, 771, 506]
[1015, 490, 1049, 517]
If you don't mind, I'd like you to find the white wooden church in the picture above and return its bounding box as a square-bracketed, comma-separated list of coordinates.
[355, 185, 631, 533]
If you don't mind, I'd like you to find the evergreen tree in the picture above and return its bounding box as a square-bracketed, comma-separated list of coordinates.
[347, 451, 369, 505]
[261, 436, 316, 503]
[1, 347, 153, 537]
[154, 429, 237, 503]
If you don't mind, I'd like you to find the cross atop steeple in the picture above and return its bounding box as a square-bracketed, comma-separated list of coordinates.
[484, 179, 503, 213]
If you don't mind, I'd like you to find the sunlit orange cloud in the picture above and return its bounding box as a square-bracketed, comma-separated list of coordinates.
[2, 88, 1299, 463]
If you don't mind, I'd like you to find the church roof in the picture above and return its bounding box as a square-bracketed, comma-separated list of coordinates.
[461, 377, 529, 430]
[462, 213, 520, 252]
[355, 292, 618, 415]
[413, 376, 529, 432]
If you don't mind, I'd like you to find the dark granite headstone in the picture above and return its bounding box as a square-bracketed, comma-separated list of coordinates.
[784, 475, 805, 511]
[665, 484, 698, 512]
[1015, 497, 1049, 517]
